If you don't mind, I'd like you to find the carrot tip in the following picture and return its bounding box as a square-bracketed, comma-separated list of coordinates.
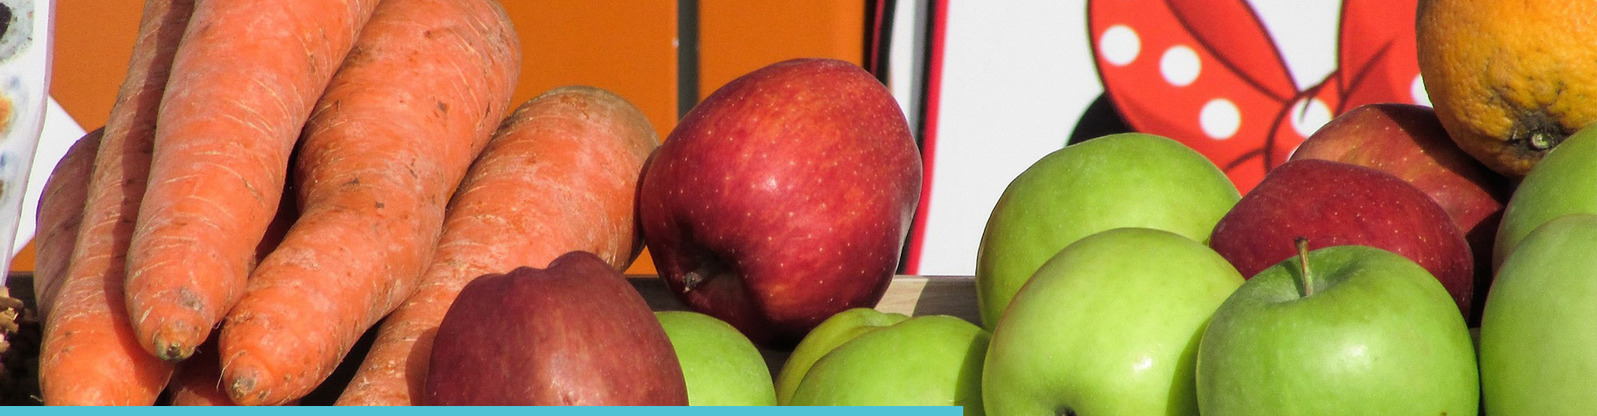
[153, 336, 196, 362]
[229, 375, 269, 405]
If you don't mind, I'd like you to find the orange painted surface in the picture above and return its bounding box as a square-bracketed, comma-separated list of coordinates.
[698, 0, 866, 97]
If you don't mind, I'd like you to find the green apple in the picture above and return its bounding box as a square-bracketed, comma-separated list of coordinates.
[1196, 242, 1478, 415]
[1495, 124, 1597, 271]
[788, 315, 989, 414]
[655, 311, 776, 406]
[975, 132, 1239, 329]
[982, 227, 1243, 415]
[1480, 213, 1597, 414]
[774, 308, 909, 405]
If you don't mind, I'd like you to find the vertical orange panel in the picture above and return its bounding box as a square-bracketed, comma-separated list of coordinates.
[500, 1, 679, 143]
[499, 1, 678, 276]
[48, 0, 143, 130]
[697, 0, 867, 98]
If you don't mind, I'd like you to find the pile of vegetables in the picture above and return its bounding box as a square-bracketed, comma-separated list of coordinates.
[17, 0, 658, 405]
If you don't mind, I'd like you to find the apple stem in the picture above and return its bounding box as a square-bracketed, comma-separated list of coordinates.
[1530, 131, 1555, 151]
[681, 271, 703, 293]
[1295, 236, 1314, 298]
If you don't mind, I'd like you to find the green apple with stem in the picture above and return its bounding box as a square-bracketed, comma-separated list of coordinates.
[982, 227, 1243, 416]
[655, 311, 777, 406]
[774, 308, 909, 405]
[1480, 213, 1597, 415]
[975, 132, 1239, 330]
[788, 314, 989, 414]
[1196, 240, 1478, 415]
[1495, 124, 1597, 272]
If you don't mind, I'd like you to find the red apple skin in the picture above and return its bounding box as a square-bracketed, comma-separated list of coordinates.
[1290, 103, 1509, 320]
[637, 58, 921, 349]
[1208, 159, 1476, 320]
[423, 251, 688, 406]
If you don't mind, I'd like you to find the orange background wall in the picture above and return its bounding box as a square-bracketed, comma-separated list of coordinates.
[21, 0, 867, 276]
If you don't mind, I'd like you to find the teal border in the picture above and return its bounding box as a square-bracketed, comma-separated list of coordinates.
[12, 406, 964, 415]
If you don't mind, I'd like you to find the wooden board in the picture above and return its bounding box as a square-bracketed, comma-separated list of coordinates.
[630, 275, 979, 323]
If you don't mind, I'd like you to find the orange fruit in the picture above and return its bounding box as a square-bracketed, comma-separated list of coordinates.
[1416, 0, 1597, 178]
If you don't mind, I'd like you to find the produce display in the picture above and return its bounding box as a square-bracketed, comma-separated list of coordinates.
[9, 0, 1597, 412]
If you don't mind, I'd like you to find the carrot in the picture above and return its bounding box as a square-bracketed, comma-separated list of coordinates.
[334, 86, 660, 405]
[37, 0, 194, 405]
[122, 0, 382, 362]
[166, 192, 297, 406]
[215, 0, 521, 405]
[31, 128, 101, 322]
[166, 338, 300, 406]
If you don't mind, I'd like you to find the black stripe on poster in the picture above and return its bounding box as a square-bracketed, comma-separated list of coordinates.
[901, 0, 944, 275]
[678, 0, 700, 118]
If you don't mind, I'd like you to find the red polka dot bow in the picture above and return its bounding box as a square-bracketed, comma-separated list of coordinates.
[1089, 0, 1424, 194]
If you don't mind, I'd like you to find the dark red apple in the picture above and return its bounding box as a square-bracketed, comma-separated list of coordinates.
[1290, 103, 1510, 319]
[637, 58, 922, 349]
[1208, 159, 1475, 320]
[423, 251, 687, 406]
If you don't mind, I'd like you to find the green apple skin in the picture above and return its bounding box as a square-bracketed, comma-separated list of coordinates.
[774, 308, 909, 405]
[1480, 213, 1597, 415]
[1196, 245, 1478, 415]
[975, 132, 1240, 330]
[789, 315, 990, 415]
[982, 227, 1243, 416]
[655, 311, 777, 406]
[1495, 125, 1597, 271]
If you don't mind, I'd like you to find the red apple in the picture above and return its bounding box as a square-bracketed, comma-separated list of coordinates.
[1290, 103, 1510, 320]
[1208, 159, 1475, 320]
[637, 58, 921, 348]
[423, 251, 688, 406]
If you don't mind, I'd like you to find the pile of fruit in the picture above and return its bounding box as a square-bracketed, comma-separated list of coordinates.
[12, 0, 1597, 412]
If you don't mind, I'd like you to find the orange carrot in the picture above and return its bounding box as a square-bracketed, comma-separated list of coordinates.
[165, 193, 297, 406]
[166, 336, 301, 406]
[31, 129, 101, 322]
[216, 0, 521, 405]
[335, 86, 659, 406]
[122, 0, 382, 362]
[37, 0, 194, 405]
